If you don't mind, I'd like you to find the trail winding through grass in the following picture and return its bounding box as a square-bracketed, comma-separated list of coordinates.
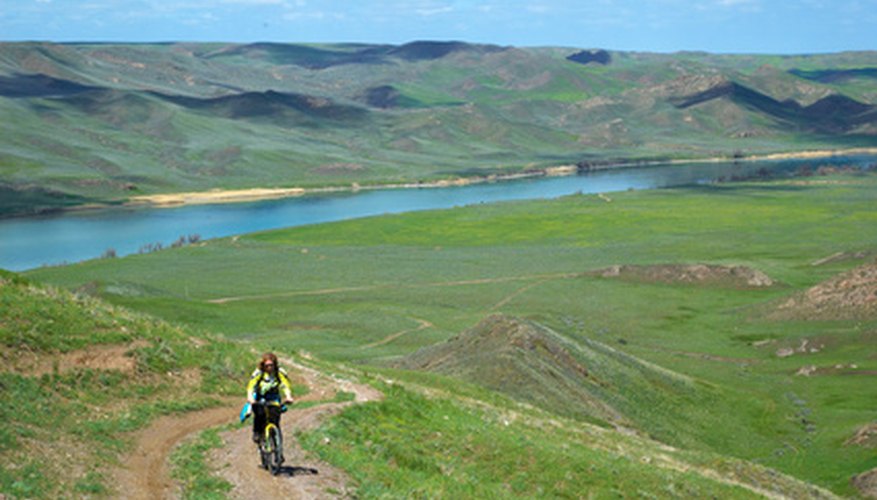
[207, 273, 580, 304]
[111, 359, 381, 499]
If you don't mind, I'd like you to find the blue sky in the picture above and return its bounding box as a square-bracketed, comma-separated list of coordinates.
[1, 0, 875, 54]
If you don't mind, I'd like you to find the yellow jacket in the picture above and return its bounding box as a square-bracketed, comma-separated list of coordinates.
[246, 367, 293, 402]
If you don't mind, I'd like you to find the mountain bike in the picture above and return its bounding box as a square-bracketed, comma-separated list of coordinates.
[252, 399, 286, 475]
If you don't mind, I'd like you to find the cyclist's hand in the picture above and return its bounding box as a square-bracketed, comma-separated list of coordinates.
[284, 398, 294, 405]
[247, 396, 255, 404]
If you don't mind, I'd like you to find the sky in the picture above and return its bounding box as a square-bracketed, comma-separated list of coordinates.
[1, 0, 875, 54]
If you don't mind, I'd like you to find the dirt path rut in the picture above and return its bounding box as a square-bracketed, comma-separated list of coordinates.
[112, 360, 381, 499]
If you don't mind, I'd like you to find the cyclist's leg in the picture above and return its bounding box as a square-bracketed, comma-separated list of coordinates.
[267, 405, 281, 427]
[252, 405, 267, 443]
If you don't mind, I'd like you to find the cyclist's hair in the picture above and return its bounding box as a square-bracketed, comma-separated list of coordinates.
[260, 352, 279, 372]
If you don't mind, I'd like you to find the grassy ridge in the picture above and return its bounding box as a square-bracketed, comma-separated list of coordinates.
[2, 42, 877, 216]
[27, 171, 877, 495]
[302, 383, 768, 498]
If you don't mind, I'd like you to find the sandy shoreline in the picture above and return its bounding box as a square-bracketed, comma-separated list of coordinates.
[123, 147, 877, 209]
[126, 170, 566, 208]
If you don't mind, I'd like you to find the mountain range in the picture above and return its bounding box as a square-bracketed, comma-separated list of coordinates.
[1, 40, 876, 215]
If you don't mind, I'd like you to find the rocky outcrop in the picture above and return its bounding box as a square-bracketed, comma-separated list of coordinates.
[852, 468, 877, 499]
[593, 264, 775, 288]
[773, 262, 877, 320]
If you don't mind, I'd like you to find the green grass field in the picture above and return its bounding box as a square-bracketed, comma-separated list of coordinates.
[24, 170, 877, 496]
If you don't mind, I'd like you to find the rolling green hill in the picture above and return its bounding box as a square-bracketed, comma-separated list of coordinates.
[0, 271, 843, 499]
[1, 41, 877, 216]
[396, 313, 709, 430]
[26, 171, 877, 497]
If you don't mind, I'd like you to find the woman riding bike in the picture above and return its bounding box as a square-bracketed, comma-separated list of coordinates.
[246, 353, 294, 448]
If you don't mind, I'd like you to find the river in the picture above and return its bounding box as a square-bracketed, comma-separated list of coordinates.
[1, 156, 873, 271]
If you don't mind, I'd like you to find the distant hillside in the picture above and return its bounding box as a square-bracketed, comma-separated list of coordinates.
[1, 41, 877, 215]
[396, 314, 715, 438]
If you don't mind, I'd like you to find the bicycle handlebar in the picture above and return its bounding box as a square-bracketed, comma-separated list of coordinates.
[251, 399, 282, 406]
[251, 399, 290, 412]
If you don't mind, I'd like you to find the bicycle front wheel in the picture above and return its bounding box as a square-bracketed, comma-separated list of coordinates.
[259, 437, 271, 470]
[266, 425, 283, 475]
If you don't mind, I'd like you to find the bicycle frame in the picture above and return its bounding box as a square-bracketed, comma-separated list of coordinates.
[252, 399, 285, 475]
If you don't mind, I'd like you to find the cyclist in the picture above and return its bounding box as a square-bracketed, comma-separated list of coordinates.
[246, 352, 295, 447]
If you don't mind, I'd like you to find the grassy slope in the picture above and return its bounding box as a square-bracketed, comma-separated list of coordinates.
[27, 171, 877, 496]
[1, 275, 830, 499]
[301, 380, 826, 499]
[0, 270, 256, 497]
[2, 42, 877, 216]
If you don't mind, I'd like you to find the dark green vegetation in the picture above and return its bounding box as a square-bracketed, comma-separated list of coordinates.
[2, 41, 877, 216]
[26, 171, 877, 497]
[0, 270, 254, 497]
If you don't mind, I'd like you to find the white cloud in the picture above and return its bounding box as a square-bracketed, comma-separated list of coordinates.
[416, 5, 454, 16]
[281, 9, 342, 21]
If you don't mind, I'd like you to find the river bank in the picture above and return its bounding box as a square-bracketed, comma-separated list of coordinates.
[4, 150, 875, 271]
[124, 147, 877, 209]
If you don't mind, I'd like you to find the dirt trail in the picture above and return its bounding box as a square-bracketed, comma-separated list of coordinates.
[208, 272, 580, 304]
[112, 401, 241, 499]
[361, 318, 433, 349]
[111, 359, 381, 499]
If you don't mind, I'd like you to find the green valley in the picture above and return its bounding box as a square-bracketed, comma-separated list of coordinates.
[15, 169, 877, 498]
[4, 36, 877, 500]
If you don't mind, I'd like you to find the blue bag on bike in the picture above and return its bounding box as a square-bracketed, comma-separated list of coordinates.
[239, 402, 252, 422]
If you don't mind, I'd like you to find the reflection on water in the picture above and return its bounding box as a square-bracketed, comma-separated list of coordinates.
[0, 156, 873, 271]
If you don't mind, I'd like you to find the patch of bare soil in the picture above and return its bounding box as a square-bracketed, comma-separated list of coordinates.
[774, 338, 827, 358]
[772, 262, 877, 320]
[852, 467, 877, 499]
[592, 264, 775, 288]
[110, 358, 381, 499]
[846, 423, 877, 448]
[0, 340, 149, 376]
[792, 363, 868, 377]
[810, 250, 872, 267]
[764, 330, 877, 359]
